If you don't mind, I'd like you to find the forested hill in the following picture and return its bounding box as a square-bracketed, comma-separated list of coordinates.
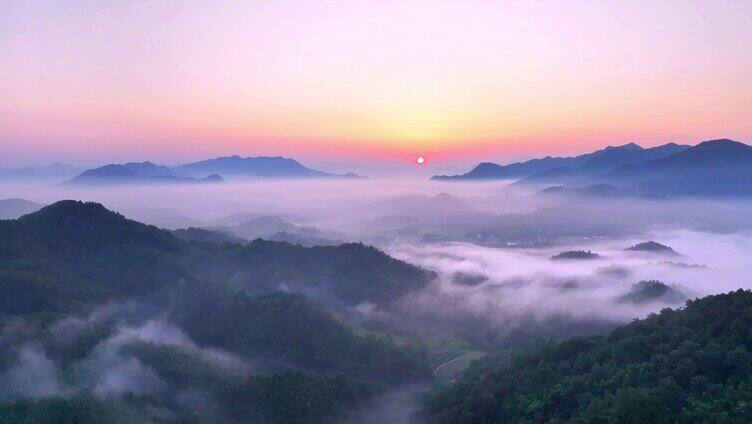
[426, 289, 752, 423]
[0, 200, 434, 316]
[0, 201, 435, 423]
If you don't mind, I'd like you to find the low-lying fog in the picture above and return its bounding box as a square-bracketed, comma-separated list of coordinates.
[4, 178, 752, 342]
[3, 177, 752, 421]
[383, 230, 751, 340]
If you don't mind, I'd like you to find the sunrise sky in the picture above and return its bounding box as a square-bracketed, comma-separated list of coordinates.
[1, 0, 751, 167]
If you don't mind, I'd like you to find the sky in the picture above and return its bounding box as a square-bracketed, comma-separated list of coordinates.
[1, 0, 751, 168]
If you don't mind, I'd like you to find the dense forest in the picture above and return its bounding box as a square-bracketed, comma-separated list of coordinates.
[4, 201, 752, 423]
[0, 200, 434, 316]
[426, 289, 752, 423]
[0, 288, 429, 423]
[0, 201, 434, 423]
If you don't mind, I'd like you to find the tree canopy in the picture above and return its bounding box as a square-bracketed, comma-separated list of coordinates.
[426, 289, 752, 423]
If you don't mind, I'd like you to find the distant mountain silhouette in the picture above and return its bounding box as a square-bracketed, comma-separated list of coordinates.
[516, 166, 576, 185]
[32, 162, 81, 174]
[0, 162, 82, 181]
[67, 161, 225, 185]
[538, 183, 625, 198]
[432, 142, 688, 181]
[432, 157, 582, 181]
[209, 211, 270, 226]
[219, 215, 303, 239]
[0, 198, 44, 219]
[213, 215, 347, 242]
[515, 143, 690, 186]
[266, 231, 342, 247]
[173, 155, 360, 179]
[604, 139, 752, 196]
[171, 227, 244, 244]
[578, 142, 686, 171]
[439, 138, 752, 197]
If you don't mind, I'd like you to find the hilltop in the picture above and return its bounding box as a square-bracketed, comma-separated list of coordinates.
[173, 155, 360, 179]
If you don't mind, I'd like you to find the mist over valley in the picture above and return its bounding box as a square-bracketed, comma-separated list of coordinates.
[3, 139, 752, 422]
[3, 1, 752, 420]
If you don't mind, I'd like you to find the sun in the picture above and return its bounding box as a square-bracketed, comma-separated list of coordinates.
[416, 156, 425, 165]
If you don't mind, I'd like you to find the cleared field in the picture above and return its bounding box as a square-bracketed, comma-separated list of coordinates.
[434, 351, 486, 383]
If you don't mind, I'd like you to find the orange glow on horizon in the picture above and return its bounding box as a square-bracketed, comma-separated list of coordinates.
[1, 1, 751, 165]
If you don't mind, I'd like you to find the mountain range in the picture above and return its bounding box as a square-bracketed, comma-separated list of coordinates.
[0, 162, 82, 180]
[601, 139, 752, 196]
[173, 155, 360, 179]
[0, 198, 44, 219]
[431, 142, 689, 181]
[63, 156, 360, 185]
[209, 215, 347, 246]
[537, 183, 626, 198]
[66, 161, 224, 185]
[434, 139, 752, 196]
